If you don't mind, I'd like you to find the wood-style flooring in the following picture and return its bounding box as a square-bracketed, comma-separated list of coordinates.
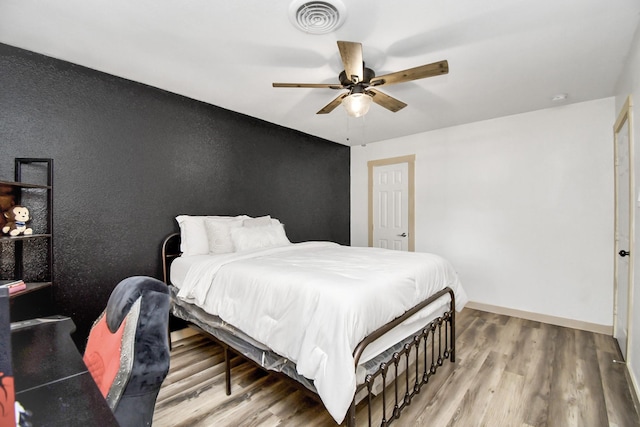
[153, 308, 640, 426]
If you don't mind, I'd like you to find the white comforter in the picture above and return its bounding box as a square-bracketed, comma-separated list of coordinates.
[176, 242, 467, 423]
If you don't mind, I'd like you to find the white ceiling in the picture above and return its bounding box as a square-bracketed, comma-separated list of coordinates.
[1, 0, 639, 146]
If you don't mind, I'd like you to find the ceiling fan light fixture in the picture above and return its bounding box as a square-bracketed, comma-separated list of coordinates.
[342, 92, 372, 118]
[289, 0, 346, 34]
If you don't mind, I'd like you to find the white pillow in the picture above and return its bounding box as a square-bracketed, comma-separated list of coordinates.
[175, 215, 208, 256]
[176, 215, 250, 256]
[243, 215, 272, 227]
[230, 223, 291, 251]
[204, 216, 247, 254]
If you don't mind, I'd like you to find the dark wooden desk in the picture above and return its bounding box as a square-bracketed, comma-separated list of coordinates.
[11, 316, 119, 427]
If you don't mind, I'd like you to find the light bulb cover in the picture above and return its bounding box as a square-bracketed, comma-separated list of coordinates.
[342, 93, 373, 117]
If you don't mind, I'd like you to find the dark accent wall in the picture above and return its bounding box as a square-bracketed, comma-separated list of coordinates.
[0, 43, 350, 348]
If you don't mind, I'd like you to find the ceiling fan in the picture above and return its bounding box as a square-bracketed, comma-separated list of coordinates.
[272, 40, 449, 117]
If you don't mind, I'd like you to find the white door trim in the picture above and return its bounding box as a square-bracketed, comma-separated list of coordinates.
[368, 155, 415, 251]
[613, 94, 634, 362]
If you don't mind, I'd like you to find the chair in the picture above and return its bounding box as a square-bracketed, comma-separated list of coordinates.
[83, 276, 170, 427]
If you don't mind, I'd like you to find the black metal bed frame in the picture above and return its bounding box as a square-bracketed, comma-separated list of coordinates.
[161, 233, 456, 427]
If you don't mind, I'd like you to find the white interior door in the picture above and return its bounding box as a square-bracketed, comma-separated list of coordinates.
[372, 162, 409, 251]
[614, 97, 634, 360]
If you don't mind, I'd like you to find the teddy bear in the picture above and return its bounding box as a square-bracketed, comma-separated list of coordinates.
[2, 205, 33, 236]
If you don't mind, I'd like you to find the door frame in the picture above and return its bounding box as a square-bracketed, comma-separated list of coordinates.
[613, 95, 634, 361]
[368, 155, 415, 251]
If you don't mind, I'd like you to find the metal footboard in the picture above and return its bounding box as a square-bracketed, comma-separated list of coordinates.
[347, 287, 456, 427]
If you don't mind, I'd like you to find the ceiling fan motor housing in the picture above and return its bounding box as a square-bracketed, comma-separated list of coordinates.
[339, 66, 375, 87]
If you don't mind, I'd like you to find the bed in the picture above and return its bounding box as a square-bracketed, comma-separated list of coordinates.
[161, 214, 468, 426]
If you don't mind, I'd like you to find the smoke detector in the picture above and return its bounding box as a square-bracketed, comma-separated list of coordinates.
[551, 93, 568, 102]
[289, 0, 346, 34]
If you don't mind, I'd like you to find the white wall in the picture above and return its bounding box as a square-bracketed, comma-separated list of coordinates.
[614, 22, 640, 402]
[351, 98, 615, 327]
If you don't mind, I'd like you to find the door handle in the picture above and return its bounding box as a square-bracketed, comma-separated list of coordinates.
[398, 233, 407, 237]
[619, 250, 630, 257]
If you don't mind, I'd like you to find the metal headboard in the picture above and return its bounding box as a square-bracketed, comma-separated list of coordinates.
[161, 233, 181, 285]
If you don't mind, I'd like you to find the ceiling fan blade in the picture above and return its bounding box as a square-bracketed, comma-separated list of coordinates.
[370, 60, 448, 87]
[317, 93, 349, 114]
[367, 88, 407, 112]
[337, 41, 364, 83]
[273, 82, 344, 89]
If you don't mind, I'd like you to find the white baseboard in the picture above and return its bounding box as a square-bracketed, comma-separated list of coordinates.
[465, 301, 613, 335]
[626, 363, 640, 415]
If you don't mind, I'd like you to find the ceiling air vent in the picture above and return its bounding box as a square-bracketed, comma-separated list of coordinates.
[289, 0, 346, 34]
